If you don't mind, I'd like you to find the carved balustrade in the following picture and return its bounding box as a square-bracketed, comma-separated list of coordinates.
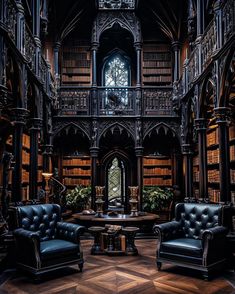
[201, 19, 217, 71]
[58, 87, 90, 115]
[58, 86, 175, 117]
[142, 87, 174, 116]
[98, 87, 135, 115]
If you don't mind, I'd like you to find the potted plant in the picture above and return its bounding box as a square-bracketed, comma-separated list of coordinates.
[65, 185, 91, 212]
[142, 186, 173, 220]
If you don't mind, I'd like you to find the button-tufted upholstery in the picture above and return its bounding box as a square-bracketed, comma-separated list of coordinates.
[153, 203, 230, 279]
[13, 204, 85, 279]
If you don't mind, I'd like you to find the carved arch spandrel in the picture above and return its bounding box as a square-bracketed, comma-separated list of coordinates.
[92, 11, 141, 44]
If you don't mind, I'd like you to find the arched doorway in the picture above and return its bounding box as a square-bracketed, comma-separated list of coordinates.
[99, 125, 135, 212]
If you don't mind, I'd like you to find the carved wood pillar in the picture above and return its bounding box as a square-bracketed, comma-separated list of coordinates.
[214, 107, 231, 202]
[196, 0, 205, 37]
[0, 35, 7, 115]
[182, 144, 193, 200]
[195, 118, 208, 200]
[29, 118, 42, 199]
[42, 144, 53, 173]
[135, 147, 143, 211]
[134, 42, 142, 115]
[90, 147, 99, 209]
[91, 42, 98, 115]
[16, 1, 25, 53]
[213, 1, 224, 50]
[172, 41, 181, 83]
[10, 108, 28, 202]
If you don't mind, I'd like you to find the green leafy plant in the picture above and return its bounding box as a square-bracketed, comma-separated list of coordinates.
[66, 185, 91, 212]
[142, 186, 173, 213]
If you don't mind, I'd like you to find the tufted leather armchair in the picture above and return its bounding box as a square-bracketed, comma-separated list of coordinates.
[153, 203, 229, 279]
[13, 204, 85, 278]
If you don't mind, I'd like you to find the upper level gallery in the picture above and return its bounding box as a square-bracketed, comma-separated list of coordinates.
[1, 0, 234, 118]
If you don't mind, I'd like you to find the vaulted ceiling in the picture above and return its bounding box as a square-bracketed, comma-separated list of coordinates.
[47, 0, 188, 44]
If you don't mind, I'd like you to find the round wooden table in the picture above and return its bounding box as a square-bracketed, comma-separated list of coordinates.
[72, 213, 159, 235]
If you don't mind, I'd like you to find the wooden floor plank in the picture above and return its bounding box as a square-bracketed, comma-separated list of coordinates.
[0, 239, 234, 294]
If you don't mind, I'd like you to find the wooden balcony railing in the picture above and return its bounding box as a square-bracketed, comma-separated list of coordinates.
[58, 86, 174, 117]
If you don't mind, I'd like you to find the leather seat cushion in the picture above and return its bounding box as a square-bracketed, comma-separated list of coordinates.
[160, 238, 202, 258]
[40, 239, 79, 259]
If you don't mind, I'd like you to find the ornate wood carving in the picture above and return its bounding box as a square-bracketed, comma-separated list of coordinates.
[92, 11, 141, 44]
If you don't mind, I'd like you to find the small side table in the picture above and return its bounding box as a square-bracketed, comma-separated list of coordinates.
[122, 227, 139, 256]
[88, 226, 105, 255]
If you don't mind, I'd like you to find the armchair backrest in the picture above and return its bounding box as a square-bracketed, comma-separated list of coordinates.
[175, 203, 223, 239]
[16, 204, 61, 241]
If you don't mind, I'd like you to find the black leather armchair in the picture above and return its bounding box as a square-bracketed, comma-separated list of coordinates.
[13, 204, 85, 278]
[153, 203, 229, 279]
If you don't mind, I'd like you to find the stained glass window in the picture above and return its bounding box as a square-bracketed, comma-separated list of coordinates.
[104, 55, 129, 87]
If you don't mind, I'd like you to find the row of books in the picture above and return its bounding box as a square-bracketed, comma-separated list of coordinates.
[22, 170, 29, 182]
[63, 158, 91, 166]
[63, 168, 91, 176]
[143, 44, 170, 52]
[143, 76, 172, 83]
[62, 68, 90, 74]
[143, 158, 171, 165]
[62, 75, 91, 83]
[22, 134, 30, 149]
[143, 61, 172, 68]
[142, 68, 172, 75]
[63, 178, 91, 186]
[143, 178, 172, 185]
[143, 52, 171, 61]
[230, 145, 235, 161]
[193, 168, 199, 182]
[208, 188, 220, 203]
[143, 167, 171, 175]
[232, 191, 235, 204]
[193, 156, 199, 166]
[62, 60, 91, 68]
[207, 129, 218, 146]
[231, 169, 235, 184]
[229, 126, 235, 140]
[22, 150, 30, 165]
[63, 52, 89, 61]
[208, 169, 220, 183]
[207, 149, 219, 164]
[63, 46, 90, 53]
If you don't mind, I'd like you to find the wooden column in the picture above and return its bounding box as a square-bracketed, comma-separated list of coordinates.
[171, 41, 181, 82]
[214, 107, 231, 202]
[195, 118, 208, 200]
[10, 108, 28, 202]
[91, 42, 98, 116]
[0, 35, 7, 114]
[134, 42, 142, 115]
[16, 0, 25, 53]
[29, 118, 42, 199]
[135, 147, 143, 211]
[90, 147, 99, 210]
[42, 144, 53, 173]
[196, 0, 205, 37]
[182, 144, 193, 200]
[213, 0, 223, 49]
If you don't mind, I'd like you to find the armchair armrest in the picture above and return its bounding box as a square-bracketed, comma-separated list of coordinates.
[56, 222, 85, 244]
[14, 228, 40, 241]
[202, 226, 228, 241]
[13, 228, 41, 269]
[153, 221, 182, 242]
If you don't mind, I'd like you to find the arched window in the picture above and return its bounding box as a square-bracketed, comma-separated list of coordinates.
[107, 157, 125, 209]
[104, 53, 130, 87]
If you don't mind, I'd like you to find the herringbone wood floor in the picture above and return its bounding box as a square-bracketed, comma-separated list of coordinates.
[0, 239, 234, 294]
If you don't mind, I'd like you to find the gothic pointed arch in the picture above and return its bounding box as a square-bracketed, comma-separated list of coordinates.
[92, 11, 141, 45]
[98, 122, 135, 145]
[144, 122, 178, 141]
[53, 122, 90, 141]
[218, 48, 235, 107]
